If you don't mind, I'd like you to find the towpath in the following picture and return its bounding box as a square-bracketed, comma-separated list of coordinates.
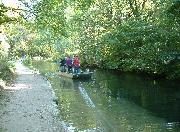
[0, 61, 68, 132]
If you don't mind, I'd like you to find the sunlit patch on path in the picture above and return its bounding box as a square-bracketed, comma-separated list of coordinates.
[15, 60, 40, 75]
[4, 83, 30, 90]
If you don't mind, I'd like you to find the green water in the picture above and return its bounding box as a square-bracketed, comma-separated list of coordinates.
[32, 61, 180, 132]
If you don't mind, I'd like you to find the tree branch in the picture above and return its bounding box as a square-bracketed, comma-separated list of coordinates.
[141, 0, 148, 10]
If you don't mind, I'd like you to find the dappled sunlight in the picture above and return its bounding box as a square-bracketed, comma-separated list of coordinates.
[1, 0, 179, 131]
[4, 83, 31, 90]
[0, 61, 40, 90]
[1, 0, 20, 8]
[15, 68, 35, 75]
[15, 61, 40, 75]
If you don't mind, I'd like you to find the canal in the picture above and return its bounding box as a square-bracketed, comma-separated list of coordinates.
[32, 61, 180, 132]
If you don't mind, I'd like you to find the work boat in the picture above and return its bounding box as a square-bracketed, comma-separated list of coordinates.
[58, 71, 93, 79]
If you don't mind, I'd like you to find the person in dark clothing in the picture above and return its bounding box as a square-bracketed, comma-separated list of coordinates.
[60, 58, 66, 72]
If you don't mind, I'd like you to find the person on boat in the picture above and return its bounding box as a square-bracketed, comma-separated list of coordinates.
[66, 56, 73, 73]
[60, 57, 66, 72]
[73, 55, 80, 74]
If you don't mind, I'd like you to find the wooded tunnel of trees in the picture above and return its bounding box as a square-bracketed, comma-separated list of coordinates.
[0, 0, 180, 83]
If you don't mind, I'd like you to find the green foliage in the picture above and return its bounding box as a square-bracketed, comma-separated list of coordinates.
[0, 4, 11, 24]
[0, 4, 17, 25]
[0, 58, 15, 84]
[74, 0, 179, 79]
[3, 0, 180, 80]
[98, 20, 180, 77]
[22, 55, 32, 66]
[0, 39, 14, 84]
[167, 0, 180, 23]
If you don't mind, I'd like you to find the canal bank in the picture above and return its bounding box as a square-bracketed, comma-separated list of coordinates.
[0, 61, 68, 132]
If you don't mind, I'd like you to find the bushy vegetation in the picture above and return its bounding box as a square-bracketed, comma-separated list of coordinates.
[0, 3, 17, 85]
[94, 20, 180, 79]
[0, 39, 15, 84]
[2, 0, 180, 80]
[0, 57, 15, 84]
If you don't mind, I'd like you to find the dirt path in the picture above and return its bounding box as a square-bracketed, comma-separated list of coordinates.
[0, 61, 68, 132]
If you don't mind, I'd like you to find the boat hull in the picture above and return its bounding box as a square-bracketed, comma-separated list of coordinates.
[58, 72, 92, 79]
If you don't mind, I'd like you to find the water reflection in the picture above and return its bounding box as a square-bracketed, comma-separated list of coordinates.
[91, 70, 180, 123]
[53, 77, 97, 131]
[55, 74, 179, 132]
[82, 70, 180, 131]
